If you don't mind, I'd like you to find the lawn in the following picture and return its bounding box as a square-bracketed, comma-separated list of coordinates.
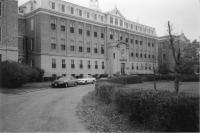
[125, 81, 199, 94]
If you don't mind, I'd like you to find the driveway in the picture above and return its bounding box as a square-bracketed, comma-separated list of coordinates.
[0, 84, 95, 132]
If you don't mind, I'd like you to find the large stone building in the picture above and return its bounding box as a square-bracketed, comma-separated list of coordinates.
[0, 0, 158, 78]
[0, 0, 18, 62]
[158, 34, 190, 72]
[18, 0, 158, 78]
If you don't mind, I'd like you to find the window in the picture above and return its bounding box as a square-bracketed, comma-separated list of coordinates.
[88, 61, 91, 69]
[30, 39, 34, 51]
[115, 18, 118, 25]
[94, 48, 98, 54]
[101, 16, 104, 22]
[126, 38, 129, 43]
[0, 27, 1, 42]
[86, 12, 90, 18]
[51, 23, 56, 30]
[30, 60, 35, 67]
[0, 2, 1, 17]
[132, 64, 134, 70]
[149, 54, 151, 58]
[94, 14, 97, 20]
[120, 36, 123, 40]
[94, 32, 98, 38]
[101, 33, 104, 39]
[71, 60, 75, 69]
[61, 25, 65, 32]
[79, 46, 83, 52]
[131, 52, 134, 57]
[61, 5, 65, 12]
[102, 62, 105, 69]
[152, 43, 154, 47]
[71, 7, 74, 14]
[31, 19, 34, 31]
[110, 34, 113, 40]
[70, 45, 75, 51]
[110, 17, 113, 24]
[131, 39, 134, 44]
[163, 54, 166, 60]
[135, 40, 138, 45]
[140, 53, 143, 58]
[144, 54, 147, 58]
[95, 61, 98, 69]
[78, 9, 82, 16]
[113, 53, 115, 59]
[70, 27, 74, 33]
[136, 66, 139, 70]
[51, 43, 56, 49]
[62, 59, 66, 69]
[120, 20, 123, 26]
[152, 55, 155, 59]
[140, 41, 143, 45]
[52, 59, 56, 68]
[50, 1, 55, 10]
[87, 47, 91, 53]
[79, 29, 82, 35]
[101, 46, 105, 54]
[0, 54, 1, 62]
[136, 53, 138, 57]
[61, 45, 66, 51]
[148, 42, 151, 47]
[86, 30, 90, 36]
[80, 60, 83, 69]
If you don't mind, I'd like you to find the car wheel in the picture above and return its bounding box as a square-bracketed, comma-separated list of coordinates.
[92, 81, 95, 84]
[74, 82, 78, 86]
[65, 83, 68, 88]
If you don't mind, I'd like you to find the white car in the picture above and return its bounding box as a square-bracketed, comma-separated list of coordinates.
[77, 75, 96, 85]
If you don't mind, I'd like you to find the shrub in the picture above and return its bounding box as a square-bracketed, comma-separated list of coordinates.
[95, 82, 199, 132]
[108, 75, 142, 84]
[0, 61, 43, 88]
[181, 75, 199, 82]
[95, 82, 117, 104]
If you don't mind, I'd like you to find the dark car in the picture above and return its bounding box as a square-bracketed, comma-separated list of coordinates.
[51, 76, 78, 88]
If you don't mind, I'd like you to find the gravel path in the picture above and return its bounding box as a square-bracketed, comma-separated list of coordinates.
[0, 84, 94, 132]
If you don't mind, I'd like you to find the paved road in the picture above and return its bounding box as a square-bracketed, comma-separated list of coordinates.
[0, 84, 95, 132]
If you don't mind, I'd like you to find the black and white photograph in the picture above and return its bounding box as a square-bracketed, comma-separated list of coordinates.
[0, 0, 199, 133]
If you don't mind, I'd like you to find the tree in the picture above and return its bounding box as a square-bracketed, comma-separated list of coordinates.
[167, 21, 181, 94]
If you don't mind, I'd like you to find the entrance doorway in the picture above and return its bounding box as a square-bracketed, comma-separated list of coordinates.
[121, 63, 125, 74]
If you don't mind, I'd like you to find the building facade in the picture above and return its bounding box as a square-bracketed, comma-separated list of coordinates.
[158, 34, 190, 72]
[17, 0, 158, 77]
[0, 0, 18, 62]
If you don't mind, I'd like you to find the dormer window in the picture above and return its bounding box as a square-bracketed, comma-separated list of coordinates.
[71, 7, 74, 14]
[50, 1, 55, 10]
[115, 18, 118, 26]
[110, 17, 113, 24]
[79, 9, 82, 17]
[86, 12, 90, 18]
[61, 5, 65, 12]
[120, 20, 123, 27]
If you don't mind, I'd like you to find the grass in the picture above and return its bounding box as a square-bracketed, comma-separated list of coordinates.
[76, 91, 149, 133]
[125, 81, 199, 95]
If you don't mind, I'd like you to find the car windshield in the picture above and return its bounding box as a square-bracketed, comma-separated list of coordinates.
[82, 75, 92, 78]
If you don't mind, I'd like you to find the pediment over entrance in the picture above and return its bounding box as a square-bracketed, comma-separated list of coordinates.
[107, 8, 125, 19]
[109, 40, 129, 49]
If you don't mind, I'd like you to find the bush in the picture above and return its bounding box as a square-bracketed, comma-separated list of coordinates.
[181, 75, 199, 82]
[108, 75, 142, 84]
[0, 61, 44, 88]
[95, 82, 199, 132]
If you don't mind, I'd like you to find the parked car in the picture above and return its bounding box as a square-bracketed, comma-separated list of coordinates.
[77, 75, 96, 85]
[51, 76, 78, 88]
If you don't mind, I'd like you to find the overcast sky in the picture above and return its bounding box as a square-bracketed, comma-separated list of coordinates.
[18, 0, 200, 41]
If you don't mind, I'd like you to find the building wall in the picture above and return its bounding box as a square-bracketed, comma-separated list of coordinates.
[18, 0, 158, 77]
[0, 0, 18, 62]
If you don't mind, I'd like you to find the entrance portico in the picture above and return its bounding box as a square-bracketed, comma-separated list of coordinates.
[107, 41, 129, 75]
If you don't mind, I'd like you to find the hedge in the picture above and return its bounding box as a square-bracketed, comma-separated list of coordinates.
[106, 75, 142, 84]
[95, 82, 199, 132]
[0, 61, 44, 88]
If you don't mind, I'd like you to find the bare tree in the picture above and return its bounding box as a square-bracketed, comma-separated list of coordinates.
[167, 21, 181, 94]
